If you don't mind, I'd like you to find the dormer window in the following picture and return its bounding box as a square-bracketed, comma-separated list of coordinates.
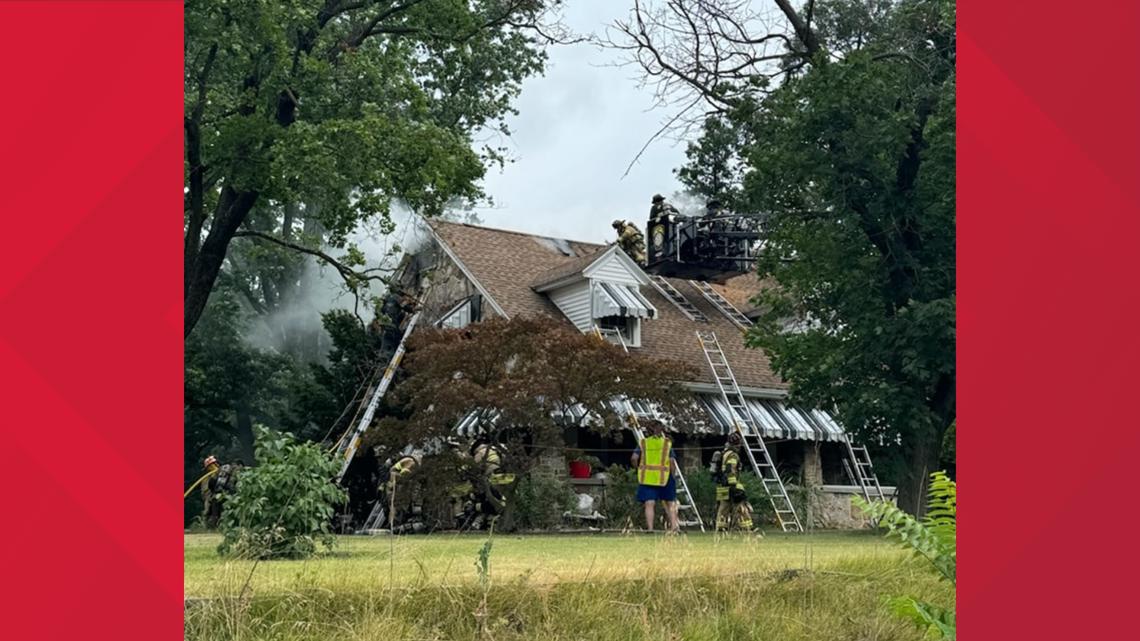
[596, 315, 639, 347]
[531, 244, 657, 346]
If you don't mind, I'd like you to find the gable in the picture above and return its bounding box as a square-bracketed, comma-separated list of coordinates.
[582, 247, 647, 286]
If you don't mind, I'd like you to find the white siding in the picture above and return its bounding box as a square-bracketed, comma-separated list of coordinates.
[584, 252, 640, 285]
[548, 280, 593, 332]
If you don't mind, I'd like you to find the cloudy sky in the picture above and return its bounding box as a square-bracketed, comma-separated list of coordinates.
[472, 1, 690, 244]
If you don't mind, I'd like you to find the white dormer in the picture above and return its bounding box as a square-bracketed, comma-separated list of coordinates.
[532, 245, 657, 347]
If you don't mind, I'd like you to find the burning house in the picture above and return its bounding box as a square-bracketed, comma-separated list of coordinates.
[362, 219, 892, 529]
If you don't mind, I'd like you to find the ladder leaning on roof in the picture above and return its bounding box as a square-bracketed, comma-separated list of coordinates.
[687, 279, 752, 330]
[843, 439, 887, 504]
[333, 310, 423, 484]
[648, 275, 709, 322]
[696, 329, 804, 533]
[593, 326, 706, 532]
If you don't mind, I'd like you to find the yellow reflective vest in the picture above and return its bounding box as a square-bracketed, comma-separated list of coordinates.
[637, 435, 672, 487]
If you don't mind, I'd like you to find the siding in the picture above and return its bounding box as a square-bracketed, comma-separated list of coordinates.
[584, 252, 641, 285]
[548, 280, 592, 332]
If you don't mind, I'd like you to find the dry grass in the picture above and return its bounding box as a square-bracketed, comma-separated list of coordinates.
[184, 531, 953, 640]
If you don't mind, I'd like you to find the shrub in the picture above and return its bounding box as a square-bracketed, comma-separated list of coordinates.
[601, 465, 640, 526]
[509, 473, 576, 530]
[855, 471, 956, 639]
[218, 426, 346, 559]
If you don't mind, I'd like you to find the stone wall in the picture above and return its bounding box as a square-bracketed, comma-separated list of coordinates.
[808, 485, 897, 530]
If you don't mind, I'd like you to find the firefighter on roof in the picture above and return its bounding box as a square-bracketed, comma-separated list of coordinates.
[713, 432, 754, 532]
[612, 219, 647, 266]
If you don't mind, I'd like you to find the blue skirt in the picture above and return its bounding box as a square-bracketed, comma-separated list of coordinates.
[636, 475, 677, 502]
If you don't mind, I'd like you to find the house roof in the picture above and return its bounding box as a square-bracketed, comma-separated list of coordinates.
[428, 220, 788, 392]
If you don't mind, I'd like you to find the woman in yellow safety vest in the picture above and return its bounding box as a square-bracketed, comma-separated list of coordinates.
[630, 420, 679, 532]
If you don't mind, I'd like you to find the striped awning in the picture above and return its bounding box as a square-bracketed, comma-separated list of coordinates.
[697, 395, 847, 442]
[452, 396, 844, 442]
[592, 282, 658, 319]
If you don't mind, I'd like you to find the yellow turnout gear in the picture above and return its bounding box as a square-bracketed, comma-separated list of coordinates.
[637, 435, 672, 487]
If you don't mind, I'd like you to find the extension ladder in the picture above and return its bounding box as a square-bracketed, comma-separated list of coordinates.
[688, 280, 752, 330]
[648, 275, 708, 322]
[696, 329, 804, 532]
[360, 499, 387, 532]
[844, 439, 887, 503]
[593, 327, 706, 531]
[333, 310, 423, 483]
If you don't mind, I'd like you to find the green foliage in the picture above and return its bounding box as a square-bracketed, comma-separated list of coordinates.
[855, 471, 956, 638]
[218, 426, 347, 559]
[184, 0, 558, 336]
[600, 465, 640, 526]
[509, 473, 576, 531]
[475, 539, 493, 588]
[674, 0, 957, 512]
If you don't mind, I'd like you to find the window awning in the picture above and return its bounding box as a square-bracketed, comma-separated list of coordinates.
[696, 394, 847, 442]
[592, 282, 658, 319]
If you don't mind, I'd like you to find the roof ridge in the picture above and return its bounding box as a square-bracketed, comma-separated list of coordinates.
[429, 218, 605, 248]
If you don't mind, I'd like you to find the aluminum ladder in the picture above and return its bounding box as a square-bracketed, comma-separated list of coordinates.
[688, 280, 752, 330]
[696, 329, 804, 532]
[359, 499, 387, 532]
[648, 275, 708, 322]
[844, 439, 887, 503]
[333, 310, 423, 483]
[593, 327, 706, 531]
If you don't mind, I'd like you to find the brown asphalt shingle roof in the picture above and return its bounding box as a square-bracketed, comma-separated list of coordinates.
[429, 220, 787, 391]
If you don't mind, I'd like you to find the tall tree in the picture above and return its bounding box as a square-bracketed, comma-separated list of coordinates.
[184, 0, 564, 337]
[612, 0, 955, 514]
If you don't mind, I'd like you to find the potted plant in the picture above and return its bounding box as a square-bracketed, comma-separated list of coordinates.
[566, 450, 601, 479]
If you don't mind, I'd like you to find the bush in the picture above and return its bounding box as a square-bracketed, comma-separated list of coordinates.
[601, 465, 640, 526]
[509, 473, 576, 530]
[855, 471, 956, 639]
[218, 427, 346, 559]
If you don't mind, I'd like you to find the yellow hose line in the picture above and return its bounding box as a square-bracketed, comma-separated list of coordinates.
[183, 470, 217, 499]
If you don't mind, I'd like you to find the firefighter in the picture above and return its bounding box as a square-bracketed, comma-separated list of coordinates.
[649, 194, 679, 223]
[714, 432, 754, 532]
[466, 441, 515, 530]
[385, 452, 426, 534]
[612, 219, 647, 266]
[203, 456, 241, 529]
[630, 419, 679, 532]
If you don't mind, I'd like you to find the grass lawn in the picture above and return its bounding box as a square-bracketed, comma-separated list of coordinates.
[185, 531, 953, 640]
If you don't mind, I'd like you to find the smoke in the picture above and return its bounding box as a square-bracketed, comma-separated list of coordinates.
[241, 204, 433, 362]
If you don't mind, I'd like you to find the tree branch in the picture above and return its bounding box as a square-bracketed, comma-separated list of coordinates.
[233, 230, 394, 288]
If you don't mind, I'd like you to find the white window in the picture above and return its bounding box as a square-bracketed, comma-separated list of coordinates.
[437, 300, 472, 329]
[596, 315, 640, 347]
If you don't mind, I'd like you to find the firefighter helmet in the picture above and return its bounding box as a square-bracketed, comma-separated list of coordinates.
[652, 194, 665, 203]
[203, 455, 219, 469]
[611, 219, 624, 229]
[727, 432, 742, 446]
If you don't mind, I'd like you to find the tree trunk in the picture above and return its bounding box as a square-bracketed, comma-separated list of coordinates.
[896, 430, 942, 515]
[184, 186, 259, 337]
[235, 400, 256, 466]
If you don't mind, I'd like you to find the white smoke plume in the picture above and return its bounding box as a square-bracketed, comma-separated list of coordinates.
[241, 204, 433, 362]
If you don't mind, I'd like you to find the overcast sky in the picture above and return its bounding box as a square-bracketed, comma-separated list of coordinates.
[471, 1, 689, 245]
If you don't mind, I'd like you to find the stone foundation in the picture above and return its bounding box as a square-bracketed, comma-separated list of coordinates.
[809, 485, 897, 529]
